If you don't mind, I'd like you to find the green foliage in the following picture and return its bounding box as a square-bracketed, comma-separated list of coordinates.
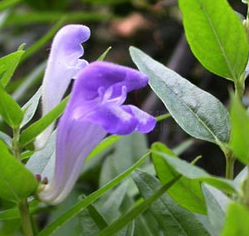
[202, 184, 231, 236]
[95, 177, 180, 236]
[221, 203, 249, 236]
[36, 154, 150, 236]
[152, 148, 238, 194]
[0, 140, 37, 202]
[19, 96, 69, 147]
[0, 83, 23, 128]
[130, 47, 230, 146]
[0, 48, 24, 87]
[229, 95, 249, 164]
[152, 142, 206, 214]
[133, 169, 210, 236]
[178, 0, 249, 81]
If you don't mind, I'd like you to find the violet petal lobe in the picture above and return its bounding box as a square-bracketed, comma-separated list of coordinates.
[35, 24, 90, 150]
[38, 61, 156, 204]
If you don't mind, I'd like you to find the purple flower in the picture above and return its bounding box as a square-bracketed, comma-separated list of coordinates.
[38, 61, 156, 204]
[35, 24, 90, 150]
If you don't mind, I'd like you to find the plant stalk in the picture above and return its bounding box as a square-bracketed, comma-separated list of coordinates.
[12, 127, 34, 236]
[18, 200, 34, 236]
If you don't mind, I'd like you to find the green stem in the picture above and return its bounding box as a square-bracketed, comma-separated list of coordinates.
[18, 200, 34, 236]
[12, 127, 21, 161]
[222, 147, 235, 180]
[235, 77, 245, 101]
[12, 128, 34, 236]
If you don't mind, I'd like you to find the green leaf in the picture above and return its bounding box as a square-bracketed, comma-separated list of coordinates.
[178, 0, 249, 81]
[202, 184, 231, 236]
[19, 96, 69, 147]
[87, 135, 122, 161]
[79, 203, 108, 236]
[98, 47, 112, 61]
[0, 0, 21, 12]
[152, 142, 206, 214]
[100, 182, 128, 223]
[36, 153, 150, 236]
[221, 203, 249, 236]
[152, 149, 238, 194]
[21, 87, 42, 128]
[0, 140, 37, 202]
[133, 169, 210, 236]
[0, 48, 25, 87]
[229, 95, 249, 164]
[94, 177, 180, 236]
[130, 47, 230, 146]
[0, 83, 23, 128]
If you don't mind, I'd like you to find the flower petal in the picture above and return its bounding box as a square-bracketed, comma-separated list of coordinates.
[74, 61, 149, 100]
[38, 111, 106, 204]
[35, 25, 90, 150]
[122, 105, 156, 133]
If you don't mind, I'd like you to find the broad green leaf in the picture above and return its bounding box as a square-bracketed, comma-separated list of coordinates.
[0, 83, 23, 128]
[178, 0, 249, 81]
[202, 184, 231, 236]
[229, 95, 249, 164]
[36, 153, 150, 236]
[0, 140, 37, 202]
[98, 47, 112, 61]
[152, 149, 238, 194]
[95, 177, 180, 236]
[152, 142, 206, 214]
[130, 47, 230, 146]
[133, 170, 210, 236]
[221, 203, 249, 236]
[0, 49, 25, 87]
[19, 96, 69, 147]
[21, 87, 42, 128]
